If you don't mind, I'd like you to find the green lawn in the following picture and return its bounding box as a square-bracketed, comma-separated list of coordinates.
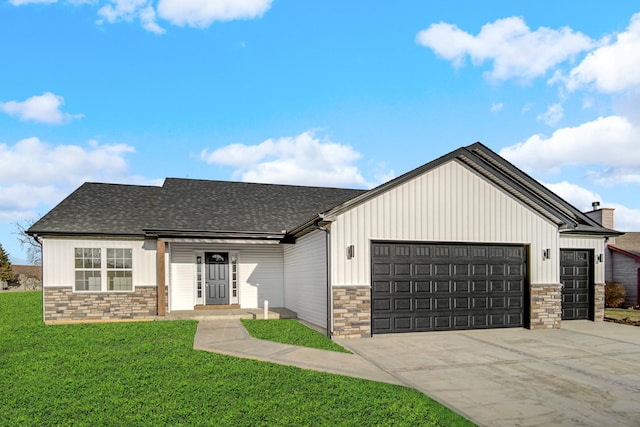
[241, 319, 351, 353]
[1, 292, 474, 426]
[605, 308, 640, 322]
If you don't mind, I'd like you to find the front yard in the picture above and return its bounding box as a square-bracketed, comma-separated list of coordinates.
[0, 292, 473, 426]
[605, 308, 640, 326]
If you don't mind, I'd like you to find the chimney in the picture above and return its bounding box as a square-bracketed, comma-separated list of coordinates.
[592, 201, 600, 210]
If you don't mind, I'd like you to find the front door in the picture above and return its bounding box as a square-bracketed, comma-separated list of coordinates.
[205, 252, 229, 305]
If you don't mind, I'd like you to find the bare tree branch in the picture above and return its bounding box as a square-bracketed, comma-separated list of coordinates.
[13, 217, 42, 266]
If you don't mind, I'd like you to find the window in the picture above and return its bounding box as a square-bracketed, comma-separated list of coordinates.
[74, 247, 133, 292]
[75, 248, 101, 291]
[107, 248, 132, 291]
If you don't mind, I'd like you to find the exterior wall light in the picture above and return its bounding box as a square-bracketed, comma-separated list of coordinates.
[346, 245, 355, 259]
[542, 248, 551, 261]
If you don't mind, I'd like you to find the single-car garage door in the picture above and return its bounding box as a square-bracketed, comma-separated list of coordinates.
[560, 249, 593, 320]
[371, 242, 526, 334]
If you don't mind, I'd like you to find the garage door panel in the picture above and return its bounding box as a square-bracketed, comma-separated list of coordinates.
[454, 297, 469, 309]
[415, 281, 430, 292]
[472, 297, 488, 308]
[415, 298, 430, 310]
[414, 264, 432, 275]
[472, 281, 488, 292]
[394, 281, 411, 293]
[373, 281, 391, 294]
[491, 280, 506, 292]
[394, 317, 411, 329]
[395, 299, 412, 311]
[454, 281, 469, 292]
[373, 299, 391, 311]
[434, 281, 451, 292]
[373, 263, 391, 275]
[372, 242, 526, 334]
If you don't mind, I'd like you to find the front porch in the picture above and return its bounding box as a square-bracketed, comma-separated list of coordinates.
[164, 307, 297, 321]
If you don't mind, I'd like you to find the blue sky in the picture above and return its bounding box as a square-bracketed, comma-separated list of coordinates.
[1, 1, 640, 264]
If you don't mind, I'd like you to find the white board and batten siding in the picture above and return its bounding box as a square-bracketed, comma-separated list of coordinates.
[169, 242, 284, 311]
[560, 235, 606, 284]
[41, 238, 157, 287]
[330, 159, 560, 288]
[283, 230, 328, 328]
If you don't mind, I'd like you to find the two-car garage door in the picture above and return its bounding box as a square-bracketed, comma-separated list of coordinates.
[371, 242, 526, 334]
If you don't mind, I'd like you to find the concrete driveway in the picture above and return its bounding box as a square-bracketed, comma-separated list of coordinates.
[341, 321, 640, 427]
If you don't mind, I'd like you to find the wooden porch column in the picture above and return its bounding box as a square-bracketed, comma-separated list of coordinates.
[157, 240, 166, 316]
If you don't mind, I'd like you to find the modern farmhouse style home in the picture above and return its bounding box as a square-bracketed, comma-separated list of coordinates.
[29, 143, 620, 337]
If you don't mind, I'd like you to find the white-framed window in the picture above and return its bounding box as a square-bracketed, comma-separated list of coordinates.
[75, 248, 102, 291]
[74, 247, 133, 292]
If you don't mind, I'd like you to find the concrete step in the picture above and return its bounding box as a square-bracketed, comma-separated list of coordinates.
[163, 307, 297, 321]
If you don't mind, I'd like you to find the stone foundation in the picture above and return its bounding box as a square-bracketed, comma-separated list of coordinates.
[44, 286, 158, 322]
[530, 284, 562, 329]
[594, 283, 605, 321]
[332, 286, 371, 338]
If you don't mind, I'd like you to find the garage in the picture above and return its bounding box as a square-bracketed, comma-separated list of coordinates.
[371, 242, 526, 334]
[560, 249, 593, 320]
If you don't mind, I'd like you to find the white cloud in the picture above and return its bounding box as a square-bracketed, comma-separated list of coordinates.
[567, 13, 640, 93]
[586, 168, 640, 186]
[97, 0, 165, 34]
[537, 103, 564, 126]
[157, 0, 272, 28]
[490, 102, 504, 112]
[499, 115, 640, 173]
[0, 137, 137, 185]
[416, 17, 593, 81]
[201, 131, 387, 188]
[0, 92, 83, 124]
[544, 181, 602, 212]
[11, 0, 271, 33]
[543, 181, 640, 231]
[9, 0, 57, 5]
[0, 137, 150, 222]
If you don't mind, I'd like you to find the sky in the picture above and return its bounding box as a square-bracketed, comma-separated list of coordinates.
[1, 1, 640, 264]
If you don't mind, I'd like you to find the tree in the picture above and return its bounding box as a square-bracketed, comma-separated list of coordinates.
[14, 218, 42, 266]
[0, 243, 13, 283]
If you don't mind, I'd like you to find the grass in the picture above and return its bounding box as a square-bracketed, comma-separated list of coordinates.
[241, 319, 351, 353]
[605, 308, 640, 322]
[1, 292, 475, 426]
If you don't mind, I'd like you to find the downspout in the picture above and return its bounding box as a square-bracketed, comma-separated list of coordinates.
[316, 223, 332, 337]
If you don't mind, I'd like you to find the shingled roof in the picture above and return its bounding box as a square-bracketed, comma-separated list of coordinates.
[28, 179, 366, 239]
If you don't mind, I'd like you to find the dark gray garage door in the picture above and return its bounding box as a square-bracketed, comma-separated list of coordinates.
[371, 242, 526, 334]
[560, 249, 593, 320]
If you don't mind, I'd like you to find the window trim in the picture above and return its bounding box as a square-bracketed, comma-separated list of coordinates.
[74, 247, 134, 293]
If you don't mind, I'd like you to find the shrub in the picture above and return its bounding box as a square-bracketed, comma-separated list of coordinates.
[605, 281, 626, 308]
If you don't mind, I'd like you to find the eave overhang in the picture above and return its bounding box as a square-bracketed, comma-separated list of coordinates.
[142, 228, 287, 241]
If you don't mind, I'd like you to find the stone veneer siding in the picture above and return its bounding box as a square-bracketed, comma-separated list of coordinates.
[44, 286, 158, 322]
[529, 284, 562, 329]
[332, 285, 371, 338]
[594, 283, 605, 321]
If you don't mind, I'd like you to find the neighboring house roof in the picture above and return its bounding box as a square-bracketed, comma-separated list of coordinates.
[609, 232, 640, 262]
[28, 178, 365, 239]
[28, 142, 619, 241]
[11, 265, 42, 280]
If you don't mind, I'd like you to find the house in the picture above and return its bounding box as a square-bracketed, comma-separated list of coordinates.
[585, 205, 639, 307]
[28, 143, 620, 337]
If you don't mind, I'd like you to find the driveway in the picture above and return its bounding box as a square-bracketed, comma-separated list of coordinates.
[340, 321, 640, 427]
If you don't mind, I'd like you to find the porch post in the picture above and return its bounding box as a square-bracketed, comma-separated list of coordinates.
[157, 240, 166, 316]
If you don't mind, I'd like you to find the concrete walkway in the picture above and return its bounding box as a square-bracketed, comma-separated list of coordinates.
[193, 319, 401, 385]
